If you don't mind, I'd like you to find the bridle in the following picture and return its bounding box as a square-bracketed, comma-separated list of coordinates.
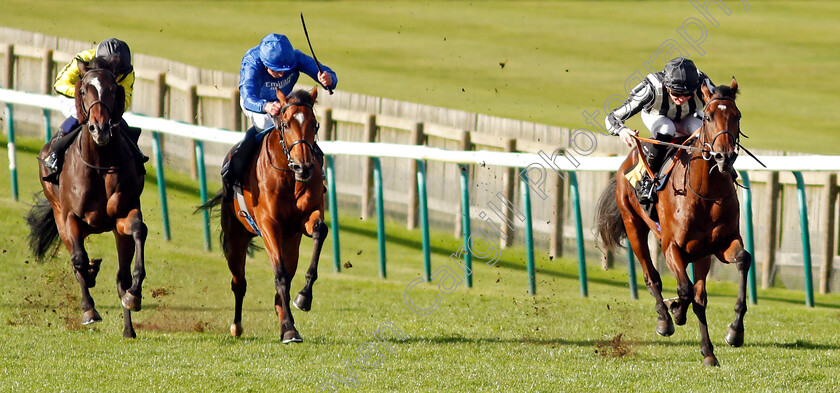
[686, 96, 742, 201]
[79, 68, 118, 126]
[268, 101, 319, 173]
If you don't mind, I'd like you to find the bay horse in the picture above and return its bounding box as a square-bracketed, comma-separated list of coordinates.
[199, 87, 328, 343]
[27, 56, 147, 338]
[596, 78, 750, 366]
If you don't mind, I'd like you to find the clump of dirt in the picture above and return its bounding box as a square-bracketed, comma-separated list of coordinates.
[150, 287, 171, 299]
[594, 333, 633, 358]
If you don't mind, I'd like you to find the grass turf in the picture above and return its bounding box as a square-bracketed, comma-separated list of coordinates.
[1, 136, 839, 391]
[0, 1, 839, 154]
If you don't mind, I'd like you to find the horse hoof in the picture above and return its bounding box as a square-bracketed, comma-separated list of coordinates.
[702, 356, 720, 367]
[655, 318, 675, 337]
[725, 326, 744, 347]
[123, 329, 137, 339]
[121, 292, 142, 311]
[230, 323, 244, 337]
[282, 330, 303, 344]
[293, 293, 312, 312]
[82, 310, 102, 325]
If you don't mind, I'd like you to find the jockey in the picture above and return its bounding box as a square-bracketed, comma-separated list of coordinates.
[222, 33, 338, 192]
[605, 57, 715, 203]
[43, 38, 146, 182]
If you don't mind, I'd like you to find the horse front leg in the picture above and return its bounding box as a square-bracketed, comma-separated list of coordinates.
[691, 256, 718, 366]
[115, 209, 146, 312]
[264, 226, 302, 343]
[623, 215, 673, 336]
[663, 243, 693, 327]
[717, 237, 751, 348]
[65, 215, 101, 325]
[293, 212, 328, 312]
[114, 232, 137, 338]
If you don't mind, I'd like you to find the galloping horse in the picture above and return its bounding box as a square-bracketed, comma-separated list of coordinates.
[199, 87, 328, 343]
[27, 56, 147, 338]
[596, 78, 750, 366]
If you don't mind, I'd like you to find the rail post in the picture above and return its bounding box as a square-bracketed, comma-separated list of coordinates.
[326, 156, 341, 273]
[520, 170, 536, 295]
[625, 239, 639, 300]
[792, 171, 814, 307]
[459, 164, 473, 288]
[152, 131, 171, 241]
[739, 171, 758, 304]
[195, 140, 210, 251]
[373, 158, 386, 278]
[417, 160, 431, 282]
[568, 171, 588, 297]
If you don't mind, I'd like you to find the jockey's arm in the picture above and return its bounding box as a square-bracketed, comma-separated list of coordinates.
[296, 51, 338, 91]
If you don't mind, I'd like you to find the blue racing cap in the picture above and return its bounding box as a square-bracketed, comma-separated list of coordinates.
[259, 34, 297, 72]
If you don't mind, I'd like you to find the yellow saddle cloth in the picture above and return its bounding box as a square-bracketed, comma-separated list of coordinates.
[624, 154, 646, 188]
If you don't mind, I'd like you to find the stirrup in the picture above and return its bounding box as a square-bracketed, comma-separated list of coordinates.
[43, 152, 59, 171]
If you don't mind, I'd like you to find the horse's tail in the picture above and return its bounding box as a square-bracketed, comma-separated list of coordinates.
[595, 177, 626, 252]
[26, 195, 60, 261]
[195, 190, 261, 256]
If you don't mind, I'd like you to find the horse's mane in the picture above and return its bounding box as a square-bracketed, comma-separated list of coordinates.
[287, 89, 315, 105]
[714, 84, 738, 100]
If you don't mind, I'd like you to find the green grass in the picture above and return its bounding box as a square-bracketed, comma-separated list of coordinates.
[1, 1, 839, 154]
[2, 137, 840, 391]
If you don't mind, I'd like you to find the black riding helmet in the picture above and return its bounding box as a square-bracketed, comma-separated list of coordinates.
[96, 38, 133, 75]
[663, 57, 699, 93]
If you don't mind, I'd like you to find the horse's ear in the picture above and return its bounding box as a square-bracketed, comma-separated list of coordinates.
[77, 59, 89, 77]
[310, 86, 318, 104]
[74, 80, 87, 124]
[276, 89, 287, 106]
[729, 76, 738, 97]
[700, 83, 713, 102]
[113, 85, 125, 122]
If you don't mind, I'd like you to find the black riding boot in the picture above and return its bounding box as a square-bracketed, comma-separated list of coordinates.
[638, 134, 673, 203]
[42, 125, 82, 184]
[121, 125, 149, 175]
[313, 141, 326, 179]
[221, 127, 260, 198]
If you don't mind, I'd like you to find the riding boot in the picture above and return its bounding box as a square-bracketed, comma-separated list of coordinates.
[221, 126, 260, 198]
[43, 124, 82, 184]
[639, 134, 673, 203]
[121, 125, 149, 175]
[313, 141, 326, 179]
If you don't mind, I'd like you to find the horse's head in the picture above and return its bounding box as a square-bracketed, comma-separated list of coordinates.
[699, 77, 741, 174]
[274, 86, 320, 182]
[75, 56, 125, 146]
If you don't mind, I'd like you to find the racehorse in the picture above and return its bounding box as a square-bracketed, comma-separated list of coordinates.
[26, 56, 147, 338]
[199, 87, 328, 343]
[596, 78, 750, 366]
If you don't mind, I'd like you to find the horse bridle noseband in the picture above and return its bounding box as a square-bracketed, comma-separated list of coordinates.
[269, 101, 319, 172]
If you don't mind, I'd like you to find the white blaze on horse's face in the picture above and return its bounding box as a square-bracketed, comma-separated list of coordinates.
[717, 104, 727, 110]
[293, 112, 306, 128]
[88, 75, 103, 99]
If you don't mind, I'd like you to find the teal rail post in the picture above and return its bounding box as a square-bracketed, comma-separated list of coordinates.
[739, 171, 758, 305]
[151, 132, 170, 241]
[792, 171, 815, 307]
[568, 171, 588, 297]
[195, 140, 210, 251]
[42, 109, 51, 142]
[5, 103, 17, 201]
[417, 160, 431, 281]
[459, 164, 473, 288]
[625, 239, 638, 300]
[520, 170, 536, 295]
[326, 156, 341, 273]
[373, 158, 386, 279]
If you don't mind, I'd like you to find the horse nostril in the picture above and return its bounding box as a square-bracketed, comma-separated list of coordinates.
[291, 163, 303, 173]
[714, 152, 724, 161]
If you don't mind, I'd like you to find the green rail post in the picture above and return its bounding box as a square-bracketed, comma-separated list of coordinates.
[151, 131, 170, 241]
[520, 170, 536, 295]
[195, 140, 210, 251]
[5, 103, 17, 201]
[739, 171, 758, 305]
[459, 164, 473, 288]
[624, 239, 639, 300]
[42, 109, 51, 142]
[792, 171, 815, 307]
[373, 158, 387, 279]
[568, 171, 588, 297]
[688, 263, 695, 283]
[417, 160, 431, 282]
[326, 156, 341, 273]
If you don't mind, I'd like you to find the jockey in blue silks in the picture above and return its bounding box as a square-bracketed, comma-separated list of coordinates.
[222, 33, 338, 192]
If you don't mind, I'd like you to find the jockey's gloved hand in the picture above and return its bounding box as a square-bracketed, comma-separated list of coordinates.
[619, 128, 638, 147]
